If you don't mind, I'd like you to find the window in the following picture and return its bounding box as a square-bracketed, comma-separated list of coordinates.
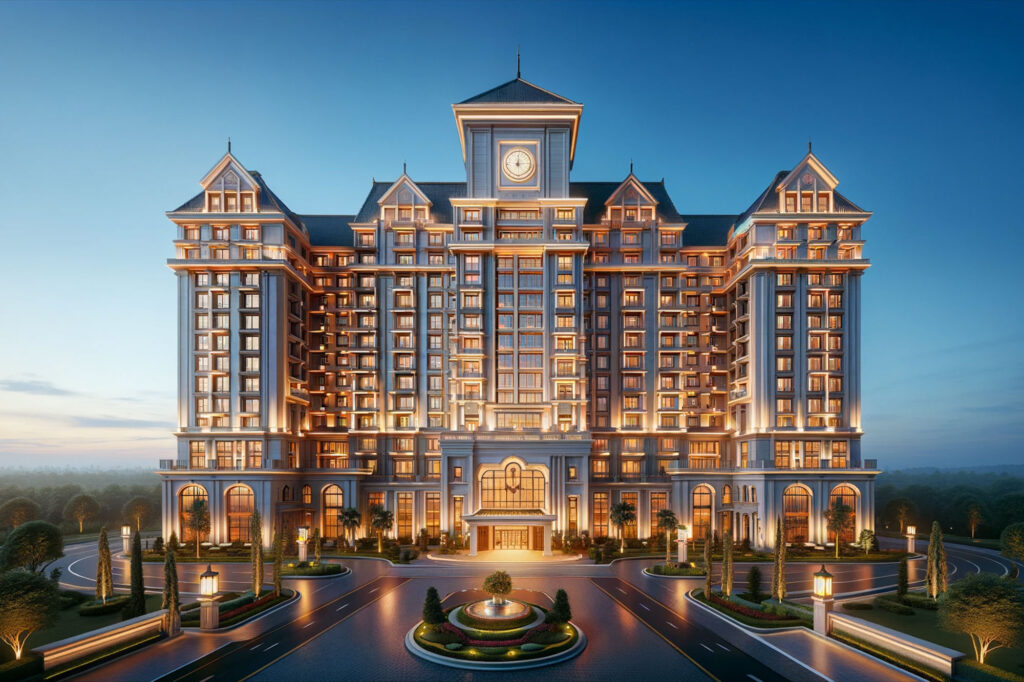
[226, 486, 254, 542]
[323, 485, 343, 539]
[783, 486, 809, 544]
[829, 485, 858, 544]
[178, 485, 208, 542]
[426, 492, 441, 538]
[567, 496, 579, 534]
[593, 492, 609, 538]
[621, 492, 638, 538]
[480, 463, 544, 509]
[775, 441, 792, 468]
[692, 486, 712, 540]
[396, 492, 413, 541]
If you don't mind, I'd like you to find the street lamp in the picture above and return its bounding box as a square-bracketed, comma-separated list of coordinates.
[812, 564, 834, 635]
[906, 525, 917, 554]
[121, 525, 132, 555]
[199, 564, 220, 630]
[677, 526, 690, 564]
[297, 526, 310, 563]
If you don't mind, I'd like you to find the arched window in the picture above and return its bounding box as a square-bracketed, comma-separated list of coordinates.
[692, 485, 713, 540]
[302, 485, 312, 505]
[722, 485, 732, 504]
[179, 485, 208, 542]
[226, 486, 254, 543]
[480, 462, 545, 510]
[829, 484, 858, 544]
[323, 485, 344, 540]
[282, 485, 291, 502]
[783, 485, 810, 544]
[751, 487, 757, 503]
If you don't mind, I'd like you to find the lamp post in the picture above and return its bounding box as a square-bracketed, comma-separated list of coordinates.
[199, 564, 220, 630]
[121, 525, 132, 555]
[297, 526, 309, 563]
[812, 564, 834, 635]
[906, 525, 917, 554]
[677, 526, 690, 564]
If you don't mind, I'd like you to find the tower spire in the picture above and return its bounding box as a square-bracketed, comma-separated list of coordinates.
[808, 137, 812, 154]
[630, 159, 634, 175]
[227, 137, 231, 154]
[516, 46, 521, 79]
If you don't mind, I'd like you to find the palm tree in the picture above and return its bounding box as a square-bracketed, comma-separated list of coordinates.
[339, 507, 362, 550]
[369, 504, 394, 554]
[657, 509, 679, 564]
[610, 501, 637, 554]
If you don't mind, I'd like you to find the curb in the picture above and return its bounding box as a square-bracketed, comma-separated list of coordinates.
[426, 553, 584, 564]
[281, 565, 352, 580]
[641, 567, 704, 579]
[404, 622, 586, 671]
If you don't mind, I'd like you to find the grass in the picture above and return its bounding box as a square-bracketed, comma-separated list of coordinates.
[843, 593, 1024, 679]
[281, 562, 347, 577]
[21, 593, 163, 652]
[647, 562, 705, 576]
[938, 534, 1003, 552]
[693, 590, 808, 629]
[180, 589, 294, 628]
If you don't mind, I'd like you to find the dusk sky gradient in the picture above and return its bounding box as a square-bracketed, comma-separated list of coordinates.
[0, 0, 1021, 469]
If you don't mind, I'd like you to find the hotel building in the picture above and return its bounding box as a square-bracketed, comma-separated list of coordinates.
[158, 75, 878, 555]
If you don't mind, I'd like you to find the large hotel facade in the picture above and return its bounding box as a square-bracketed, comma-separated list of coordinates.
[158, 75, 878, 555]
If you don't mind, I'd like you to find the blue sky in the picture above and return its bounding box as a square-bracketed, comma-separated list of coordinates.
[0, 0, 1021, 469]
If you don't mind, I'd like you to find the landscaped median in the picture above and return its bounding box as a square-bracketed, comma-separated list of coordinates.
[281, 561, 349, 577]
[180, 588, 296, 629]
[642, 561, 705, 578]
[691, 589, 811, 629]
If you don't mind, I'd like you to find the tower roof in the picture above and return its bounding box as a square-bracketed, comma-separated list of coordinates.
[459, 77, 577, 105]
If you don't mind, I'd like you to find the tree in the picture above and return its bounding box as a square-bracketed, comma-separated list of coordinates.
[824, 499, 854, 559]
[250, 510, 264, 595]
[185, 498, 211, 559]
[746, 566, 763, 601]
[422, 586, 445, 626]
[0, 570, 60, 660]
[721, 533, 734, 597]
[546, 589, 572, 624]
[339, 508, 361, 550]
[96, 527, 113, 604]
[897, 557, 909, 597]
[272, 530, 283, 597]
[122, 497, 153, 532]
[1001, 522, 1024, 562]
[482, 570, 512, 605]
[63, 493, 100, 534]
[0, 520, 64, 573]
[0, 497, 40, 529]
[163, 541, 180, 635]
[997, 493, 1024, 529]
[122, 530, 146, 619]
[656, 509, 679, 565]
[940, 573, 1024, 664]
[311, 528, 321, 564]
[967, 504, 983, 539]
[925, 520, 948, 599]
[609, 501, 636, 553]
[772, 517, 787, 601]
[858, 529, 876, 556]
[703, 525, 713, 597]
[369, 504, 394, 554]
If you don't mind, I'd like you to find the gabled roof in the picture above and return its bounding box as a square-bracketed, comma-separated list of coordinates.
[603, 173, 659, 207]
[569, 181, 683, 224]
[199, 152, 260, 190]
[168, 167, 306, 235]
[776, 151, 839, 191]
[376, 175, 432, 207]
[353, 181, 467, 224]
[299, 214, 355, 247]
[459, 77, 577, 104]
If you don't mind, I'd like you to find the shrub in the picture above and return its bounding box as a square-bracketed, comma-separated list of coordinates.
[79, 595, 131, 616]
[520, 642, 544, 652]
[1001, 523, 1024, 563]
[423, 587, 445, 626]
[899, 592, 939, 610]
[59, 590, 89, 610]
[444, 642, 463, 651]
[152, 537, 164, 554]
[545, 589, 571, 624]
[0, 653, 42, 682]
[747, 566, 763, 601]
[842, 601, 874, 611]
[649, 562, 703, 576]
[706, 592, 794, 621]
[873, 596, 914, 615]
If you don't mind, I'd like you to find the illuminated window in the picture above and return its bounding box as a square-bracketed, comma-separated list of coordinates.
[480, 463, 544, 509]
[783, 486, 809, 544]
[691, 485, 712, 540]
[396, 492, 413, 540]
[178, 484, 208, 542]
[593, 492, 609, 537]
[226, 486, 254, 543]
[829, 485, 858, 544]
[323, 485, 343, 540]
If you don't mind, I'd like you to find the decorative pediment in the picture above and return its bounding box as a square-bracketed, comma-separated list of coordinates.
[377, 175, 432, 208]
[776, 152, 839, 193]
[605, 173, 658, 208]
[199, 152, 260, 192]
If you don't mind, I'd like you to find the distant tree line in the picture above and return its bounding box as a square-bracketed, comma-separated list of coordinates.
[876, 469, 1024, 538]
[0, 469, 161, 538]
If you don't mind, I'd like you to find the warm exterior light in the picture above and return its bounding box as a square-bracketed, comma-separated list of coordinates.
[121, 525, 131, 537]
[200, 564, 219, 598]
[813, 565, 833, 599]
[297, 526, 309, 543]
[906, 525, 916, 536]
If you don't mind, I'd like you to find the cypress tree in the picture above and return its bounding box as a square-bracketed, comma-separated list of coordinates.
[422, 586, 445, 625]
[926, 520, 948, 599]
[703, 525, 713, 597]
[96, 527, 113, 604]
[772, 516, 787, 601]
[122, 530, 146, 619]
[312, 528, 321, 565]
[897, 557, 909, 597]
[546, 589, 572, 624]
[722, 532, 733, 597]
[250, 510, 264, 596]
[272, 530, 283, 597]
[163, 543, 180, 635]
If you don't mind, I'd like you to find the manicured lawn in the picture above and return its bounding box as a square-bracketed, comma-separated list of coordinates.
[25, 593, 163, 651]
[938, 534, 1003, 551]
[841, 595, 1024, 678]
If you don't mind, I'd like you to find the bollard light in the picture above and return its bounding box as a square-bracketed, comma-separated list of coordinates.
[906, 525, 917, 554]
[121, 525, 131, 538]
[200, 564, 220, 598]
[121, 525, 132, 555]
[813, 565, 833, 599]
[906, 525, 916, 537]
[297, 526, 309, 544]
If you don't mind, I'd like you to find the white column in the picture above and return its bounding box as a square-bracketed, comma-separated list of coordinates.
[543, 523, 552, 557]
[469, 525, 478, 557]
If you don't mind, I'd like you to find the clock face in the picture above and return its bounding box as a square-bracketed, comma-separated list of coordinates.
[502, 148, 535, 183]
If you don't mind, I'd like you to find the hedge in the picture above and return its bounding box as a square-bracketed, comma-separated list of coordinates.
[282, 562, 345, 576]
[873, 595, 915, 615]
[956, 659, 1024, 682]
[79, 594, 131, 616]
[898, 592, 940, 610]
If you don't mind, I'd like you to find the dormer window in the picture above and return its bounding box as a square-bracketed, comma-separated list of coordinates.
[817, 192, 831, 212]
[801, 193, 813, 212]
[225, 194, 237, 212]
[242, 194, 254, 212]
[208, 194, 222, 212]
[784, 193, 797, 212]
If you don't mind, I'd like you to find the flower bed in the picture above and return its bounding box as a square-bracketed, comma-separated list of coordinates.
[282, 561, 346, 576]
[180, 588, 294, 628]
[647, 562, 705, 576]
[695, 590, 808, 629]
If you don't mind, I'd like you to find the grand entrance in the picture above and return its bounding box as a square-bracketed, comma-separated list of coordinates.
[494, 526, 528, 550]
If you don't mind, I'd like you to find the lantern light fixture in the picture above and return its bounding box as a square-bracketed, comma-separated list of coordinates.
[200, 564, 220, 598]
[813, 564, 833, 599]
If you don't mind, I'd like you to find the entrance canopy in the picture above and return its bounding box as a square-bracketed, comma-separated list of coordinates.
[462, 509, 556, 557]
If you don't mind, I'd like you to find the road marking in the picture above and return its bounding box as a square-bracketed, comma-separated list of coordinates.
[250, 645, 262, 651]
[302, 621, 316, 629]
[617, 587, 627, 595]
[700, 643, 714, 653]
[369, 587, 379, 594]
[336, 603, 349, 611]
[264, 642, 279, 652]
[639, 603, 650, 611]
[716, 643, 729, 651]
[665, 621, 678, 629]
[199, 676, 213, 682]
[747, 676, 763, 682]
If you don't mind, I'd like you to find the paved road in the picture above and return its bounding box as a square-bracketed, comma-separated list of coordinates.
[591, 577, 789, 682]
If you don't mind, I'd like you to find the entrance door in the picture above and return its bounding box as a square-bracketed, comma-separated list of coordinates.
[493, 526, 528, 550]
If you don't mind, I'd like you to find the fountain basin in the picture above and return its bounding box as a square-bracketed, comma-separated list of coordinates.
[463, 599, 531, 621]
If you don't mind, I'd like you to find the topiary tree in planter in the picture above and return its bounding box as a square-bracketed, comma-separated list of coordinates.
[422, 586, 445, 626]
[545, 588, 572, 624]
[482, 570, 512, 606]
